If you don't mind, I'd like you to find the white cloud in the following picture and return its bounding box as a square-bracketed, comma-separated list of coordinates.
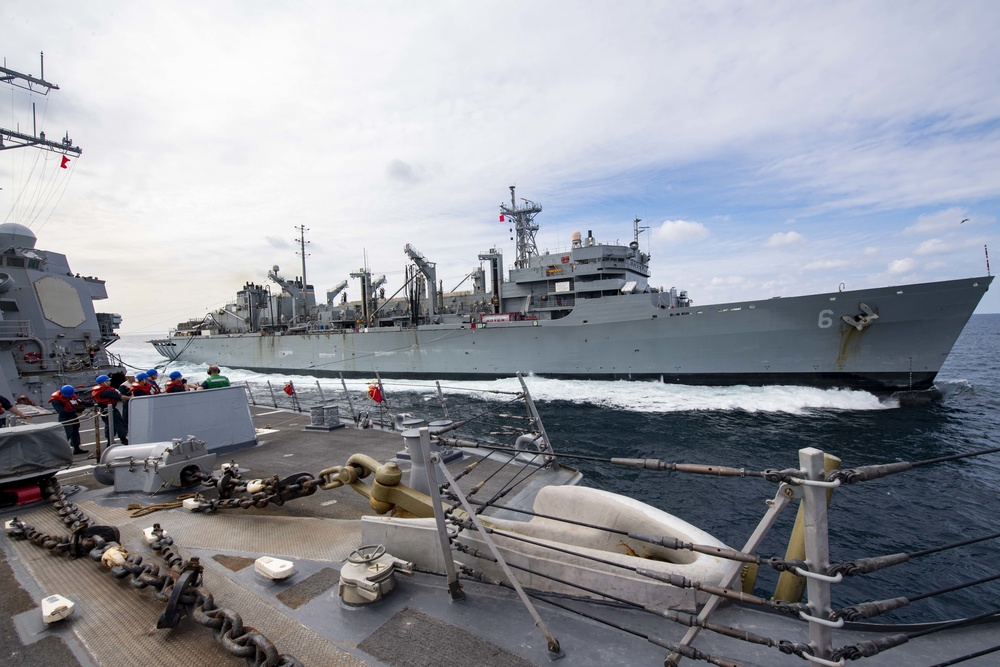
[764, 231, 805, 248]
[914, 238, 950, 256]
[804, 259, 849, 270]
[654, 219, 710, 243]
[710, 276, 747, 287]
[888, 258, 917, 274]
[905, 207, 970, 235]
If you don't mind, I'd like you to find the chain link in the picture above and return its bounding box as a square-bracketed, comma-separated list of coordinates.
[6, 479, 302, 666]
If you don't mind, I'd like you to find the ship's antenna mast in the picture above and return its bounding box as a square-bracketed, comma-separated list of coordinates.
[0, 52, 82, 156]
[633, 216, 649, 245]
[294, 224, 310, 293]
[500, 185, 542, 269]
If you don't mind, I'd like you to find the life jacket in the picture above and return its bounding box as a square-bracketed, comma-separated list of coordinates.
[130, 382, 152, 397]
[165, 379, 185, 393]
[49, 391, 84, 413]
[91, 384, 120, 406]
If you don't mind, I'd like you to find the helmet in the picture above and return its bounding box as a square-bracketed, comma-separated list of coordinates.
[136, 372, 148, 381]
[60, 385, 75, 397]
[146, 369, 158, 376]
[96, 375, 111, 383]
[169, 371, 182, 380]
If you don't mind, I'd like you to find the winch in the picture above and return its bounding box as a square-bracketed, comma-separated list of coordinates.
[91, 435, 216, 493]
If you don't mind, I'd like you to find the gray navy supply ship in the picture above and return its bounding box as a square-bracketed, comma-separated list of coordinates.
[0, 57, 125, 407]
[153, 186, 992, 394]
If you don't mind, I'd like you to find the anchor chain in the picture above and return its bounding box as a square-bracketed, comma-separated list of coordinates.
[6, 483, 302, 666]
[186, 472, 318, 512]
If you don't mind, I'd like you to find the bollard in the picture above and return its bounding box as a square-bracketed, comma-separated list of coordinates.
[304, 404, 345, 431]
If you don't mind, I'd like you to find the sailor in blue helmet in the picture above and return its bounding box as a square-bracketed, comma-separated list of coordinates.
[91, 374, 129, 445]
[165, 370, 187, 393]
[131, 372, 154, 397]
[49, 384, 93, 455]
[145, 369, 162, 394]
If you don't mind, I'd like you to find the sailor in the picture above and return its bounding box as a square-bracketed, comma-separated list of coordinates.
[145, 369, 162, 394]
[201, 365, 231, 390]
[164, 371, 189, 393]
[0, 393, 32, 427]
[130, 372, 154, 397]
[115, 373, 133, 425]
[91, 374, 129, 445]
[48, 385, 92, 455]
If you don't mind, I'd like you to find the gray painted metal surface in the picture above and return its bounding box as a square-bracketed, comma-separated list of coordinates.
[2, 401, 997, 666]
[154, 276, 992, 392]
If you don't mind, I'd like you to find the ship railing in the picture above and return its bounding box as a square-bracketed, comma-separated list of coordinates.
[234, 372, 542, 444]
[0, 319, 34, 340]
[235, 373, 390, 427]
[423, 431, 1000, 666]
[104, 349, 125, 369]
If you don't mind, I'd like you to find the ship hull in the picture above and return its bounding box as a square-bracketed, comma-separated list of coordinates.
[153, 276, 992, 392]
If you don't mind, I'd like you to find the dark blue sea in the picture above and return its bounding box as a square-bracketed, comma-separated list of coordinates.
[117, 314, 1000, 623]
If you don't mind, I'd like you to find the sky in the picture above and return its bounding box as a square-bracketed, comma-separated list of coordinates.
[3, 1, 999, 335]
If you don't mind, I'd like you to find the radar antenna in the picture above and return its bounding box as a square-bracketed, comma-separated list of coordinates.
[0, 53, 82, 155]
[500, 185, 542, 269]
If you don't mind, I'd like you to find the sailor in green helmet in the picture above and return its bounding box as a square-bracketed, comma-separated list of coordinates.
[201, 365, 231, 390]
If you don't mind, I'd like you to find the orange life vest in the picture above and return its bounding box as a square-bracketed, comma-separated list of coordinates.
[130, 381, 152, 397]
[91, 384, 120, 406]
[49, 391, 84, 413]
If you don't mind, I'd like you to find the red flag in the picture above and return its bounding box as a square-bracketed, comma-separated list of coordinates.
[60, 156, 70, 169]
[367, 383, 383, 403]
[283, 382, 294, 395]
[499, 214, 505, 222]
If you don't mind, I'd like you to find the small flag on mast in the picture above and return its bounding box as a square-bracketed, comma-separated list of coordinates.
[499, 214, 505, 222]
[60, 156, 70, 169]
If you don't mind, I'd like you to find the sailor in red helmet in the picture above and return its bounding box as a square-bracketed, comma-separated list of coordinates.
[49, 384, 93, 455]
[92, 374, 129, 445]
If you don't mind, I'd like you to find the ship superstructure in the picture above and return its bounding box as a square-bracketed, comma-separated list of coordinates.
[0, 56, 124, 403]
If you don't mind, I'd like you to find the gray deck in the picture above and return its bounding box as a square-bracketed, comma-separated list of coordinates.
[1, 406, 997, 667]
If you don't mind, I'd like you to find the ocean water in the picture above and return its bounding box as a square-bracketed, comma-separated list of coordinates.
[114, 314, 1000, 622]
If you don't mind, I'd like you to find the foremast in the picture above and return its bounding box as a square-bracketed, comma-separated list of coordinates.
[500, 185, 542, 269]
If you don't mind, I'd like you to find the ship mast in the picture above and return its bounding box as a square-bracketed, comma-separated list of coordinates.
[500, 185, 542, 269]
[294, 224, 310, 294]
[0, 52, 82, 156]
